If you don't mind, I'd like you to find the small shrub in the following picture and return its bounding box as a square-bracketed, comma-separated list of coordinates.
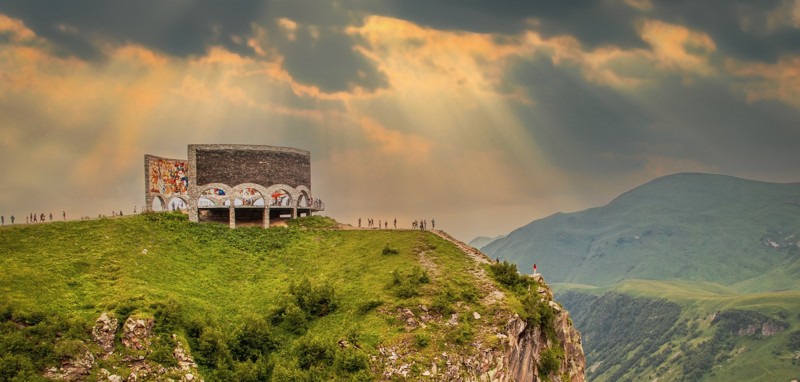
[231, 317, 278, 362]
[430, 293, 455, 315]
[290, 278, 337, 317]
[488, 261, 532, 293]
[787, 330, 800, 352]
[53, 339, 86, 360]
[335, 348, 369, 373]
[281, 303, 308, 335]
[295, 337, 334, 369]
[446, 322, 474, 346]
[413, 333, 430, 349]
[538, 347, 563, 377]
[151, 299, 183, 333]
[357, 300, 383, 314]
[147, 334, 179, 368]
[0, 353, 37, 382]
[387, 267, 430, 299]
[382, 246, 399, 255]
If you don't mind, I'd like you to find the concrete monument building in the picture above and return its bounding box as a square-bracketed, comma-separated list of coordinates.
[145, 144, 323, 228]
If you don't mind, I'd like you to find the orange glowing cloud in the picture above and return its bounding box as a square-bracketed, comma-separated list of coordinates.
[726, 55, 800, 107]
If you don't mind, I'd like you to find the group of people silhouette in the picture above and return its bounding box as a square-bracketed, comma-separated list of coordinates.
[356, 217, 435, 230]
[0, 211, 68, 226]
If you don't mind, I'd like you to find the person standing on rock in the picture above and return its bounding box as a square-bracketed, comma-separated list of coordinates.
[431, 219, 435, 229]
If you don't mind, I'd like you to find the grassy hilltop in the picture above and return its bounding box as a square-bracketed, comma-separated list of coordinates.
[0, 213, 571, 381]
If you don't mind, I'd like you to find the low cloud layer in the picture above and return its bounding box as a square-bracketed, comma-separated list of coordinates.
[1, 1, 799, 240]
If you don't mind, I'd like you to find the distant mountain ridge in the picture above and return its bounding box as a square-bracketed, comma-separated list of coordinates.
[468, 234, 506, 250]
[482, 173, 800, 290]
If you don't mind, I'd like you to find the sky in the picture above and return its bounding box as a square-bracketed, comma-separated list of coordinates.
[1, 0, 799, 241]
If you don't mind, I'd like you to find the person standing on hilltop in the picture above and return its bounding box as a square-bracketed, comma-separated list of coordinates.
[432, 219, 435, 229]
[40, 213, 45, 222]
[49, 213, 53, 221]
[393, 218, 396, 229]
[62, 211, 66, 221]
[358, 218, 361, 228]
[10, 215, 14, 224]
[1, 216, 4, 226]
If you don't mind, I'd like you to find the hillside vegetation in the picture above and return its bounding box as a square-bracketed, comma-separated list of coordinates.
[479, 173, 800, 381]
[557, 281, 800, 382]
[0, 213, 581, 381]
[483, 173, 800, 289]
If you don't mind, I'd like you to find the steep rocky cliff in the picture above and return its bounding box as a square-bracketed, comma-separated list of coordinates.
[376, 231, 586, 382]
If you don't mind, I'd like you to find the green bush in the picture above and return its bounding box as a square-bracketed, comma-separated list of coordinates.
[335, 348, 369, 373]
[196, 327, 233, 369]
[357, 299, 383, 314]
[0, 353, 39, 382]
[290, 278, 337, 317]
[387, 267, 430, 299]
[231, 317, 278, 362]
[151, 299, 183, 334]
[788, 330, 800, 352]
[295, 337, 333, 370]
[413, 333, 430, 349]
[446, 322, 474, 346]
[538, 347, 563, 377]
[381, 246, 399, 255]
[281, 303, 309, 335]
[147, 334, 179, 368]
[232, 358, 273, 382]
[488, 261, 532, 293]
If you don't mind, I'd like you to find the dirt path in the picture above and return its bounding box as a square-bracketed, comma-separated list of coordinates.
[429, 230, 505, 306]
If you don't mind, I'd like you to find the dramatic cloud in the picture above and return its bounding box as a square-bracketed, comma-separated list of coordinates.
[1, 1, 799, 240]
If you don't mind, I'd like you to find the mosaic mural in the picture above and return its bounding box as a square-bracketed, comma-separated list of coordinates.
[198, 188, 227, 207]
[148, 158, 189, 196]
[235, 188, 265, 206]
[269, 190, 291, 206]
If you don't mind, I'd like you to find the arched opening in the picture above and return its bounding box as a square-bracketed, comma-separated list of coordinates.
[234, 188, 266, 226]
[197, 188, 229, 223]
[269, 189, 292, 207]
[297, 191, 312, 217]
[166, 197, 186, 211]
[269, 189, 294, 222]
[298, 192, 310, 208]
[151, 196, 166, 212]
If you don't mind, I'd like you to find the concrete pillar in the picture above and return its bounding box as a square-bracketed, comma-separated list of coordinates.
[229, 205, 236, 229]
[263, 207, 269, 228]
[292, 208, 297, 219]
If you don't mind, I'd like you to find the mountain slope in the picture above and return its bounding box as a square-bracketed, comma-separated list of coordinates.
[0, 213, 584, 381]
[556, 280, 800, 382]
[483, 173, 800, 289]
[468, 234, 506, 250]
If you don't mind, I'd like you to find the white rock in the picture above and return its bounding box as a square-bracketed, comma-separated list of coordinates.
[473, 312, 481, 320]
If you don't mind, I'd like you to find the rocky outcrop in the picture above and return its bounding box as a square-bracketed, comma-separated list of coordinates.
[45, 313, 202, 381]
[44, 347, 95, 381]
[378, 231, 586, 381]
[93, 313, 118, 354]
[121, 316, 154, 350]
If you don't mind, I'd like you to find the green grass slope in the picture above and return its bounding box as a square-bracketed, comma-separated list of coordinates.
[556, 280, 800, 382]
[0, 213, 525, 381]
[483, 173, 800, 289]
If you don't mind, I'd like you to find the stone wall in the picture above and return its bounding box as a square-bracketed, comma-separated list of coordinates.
[192, 144, 310, 189]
